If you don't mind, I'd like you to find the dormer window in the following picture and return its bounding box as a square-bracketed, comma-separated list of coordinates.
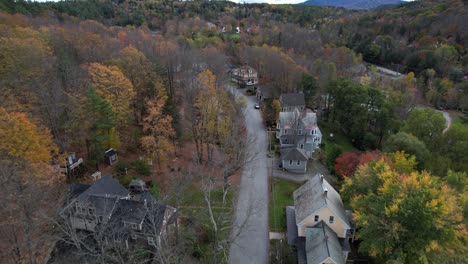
[329, 216, 334, 224]
[289, 160, 293, 165]
[314, 215, 319, 222]
[298, 129, 302, 135]
[296, 160, 301, 166]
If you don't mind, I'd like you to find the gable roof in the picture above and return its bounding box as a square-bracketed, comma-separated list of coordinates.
[114, 199, 149, 225]
[77, 176, 129, 202]
[305, 222, 346, 264]
[279, 109, 317, 130]
[280, 93, 305, 108]
[294, 175, 350, 228]
[281, 147, 308, 161]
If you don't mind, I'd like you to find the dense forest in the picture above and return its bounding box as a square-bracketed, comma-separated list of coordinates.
[0, 0, 466, 263]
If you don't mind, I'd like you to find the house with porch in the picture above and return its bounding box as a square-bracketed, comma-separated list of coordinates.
[286, 174, 354, 264]
[60, 176, 177, 248]
[230, 65, 258, 86]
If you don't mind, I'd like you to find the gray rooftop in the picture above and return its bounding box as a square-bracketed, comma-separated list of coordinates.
[77, 176, 129, 201]
[281, 147, 308, 161]
[305, 222, 346, 264]
[280, 93, 305, 108]
[279, 110, 317, 130]
[286, 206, 298, 245]
[293, 175, 350, 228]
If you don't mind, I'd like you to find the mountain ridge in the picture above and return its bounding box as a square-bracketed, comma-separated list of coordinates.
[300, 0, 406, 10]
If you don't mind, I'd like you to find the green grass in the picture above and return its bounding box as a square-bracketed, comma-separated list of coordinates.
[269, 178, 302, 231]
[320, 123, 358, 153]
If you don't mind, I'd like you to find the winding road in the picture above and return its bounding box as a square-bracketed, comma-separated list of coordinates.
[229, 87, 269, 264]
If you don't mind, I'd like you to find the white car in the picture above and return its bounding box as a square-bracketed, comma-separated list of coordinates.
[254, 103, 260, 109]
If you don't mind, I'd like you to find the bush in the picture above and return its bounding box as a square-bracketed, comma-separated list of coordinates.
[131, 160, 151, 176]
[149, 180, 160, 199]
[118, 175, 138, 187]
[114, 162, 129, 176]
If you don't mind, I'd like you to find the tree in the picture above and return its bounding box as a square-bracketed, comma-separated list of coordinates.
[439, 123, 468, 172]
[85, 88, 118, 167]
[341, 161, 464, 263]
[192, 70, 233, 163]
[0, 107, 58, 164]
[140, 95, 175, 168]
[85, 63, 136, 125]
[383, 132, 429, 169]
[298, 73, 318, 108]
[402, 108, 445, 149]
[335, 152, 361, 178]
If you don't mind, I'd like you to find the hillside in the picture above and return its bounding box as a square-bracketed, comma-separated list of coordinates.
[301, 0, 404, 9]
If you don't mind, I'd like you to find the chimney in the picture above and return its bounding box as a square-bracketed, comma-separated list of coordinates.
[320, 174, 324, 183]
[323, 188, 328, 196]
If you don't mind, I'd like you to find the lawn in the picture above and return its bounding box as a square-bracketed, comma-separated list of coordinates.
[269, 178, 302, 231]
[319, 123, 358, 153]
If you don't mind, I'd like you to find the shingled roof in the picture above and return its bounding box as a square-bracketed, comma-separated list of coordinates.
[305, 222, 346, 264]
[281, 147, 308, 161]
[77, 176, 129, 202]
[280, 93, 305, 108]
[293, 175, 350, 228]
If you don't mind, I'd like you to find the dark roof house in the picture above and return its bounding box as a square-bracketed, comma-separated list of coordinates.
[280, 93, 305, 111]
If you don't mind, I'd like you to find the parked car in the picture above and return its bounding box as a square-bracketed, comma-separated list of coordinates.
[254, 103, 260, 109]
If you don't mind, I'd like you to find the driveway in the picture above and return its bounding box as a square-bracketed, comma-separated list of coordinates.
[229, 86, 269, 264]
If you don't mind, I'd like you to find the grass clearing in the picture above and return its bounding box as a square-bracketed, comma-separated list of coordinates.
[320, 123, 358, 153]
[269, 178, 302, 231]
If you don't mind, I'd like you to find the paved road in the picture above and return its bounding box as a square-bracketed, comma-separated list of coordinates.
[229, 88, 269, 264]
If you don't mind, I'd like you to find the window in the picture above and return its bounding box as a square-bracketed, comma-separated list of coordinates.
[300, 144, 304, 149]
[285, 129, 288, 134]
[148, 237, 156, 246]
[314, 215, 319, 222]
[289, 160, 293, 165]
[297, 161, 301, 166]
[329, 216, 334, 224]
[132, 223, 138, 230]
[277, 123, 280, 129]
[98, 216, 104, 223]
[298, 129, 302, 135]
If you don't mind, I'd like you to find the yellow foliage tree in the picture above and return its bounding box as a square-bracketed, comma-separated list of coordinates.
[85, 63, 136, 125]
[193, 70, 233, 162]
[0, 107, 58, 164]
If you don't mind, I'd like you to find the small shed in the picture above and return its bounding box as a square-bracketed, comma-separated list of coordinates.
[104, 149, 118, 166]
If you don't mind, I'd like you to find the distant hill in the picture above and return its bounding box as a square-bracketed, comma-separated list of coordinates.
[300, 0, 405, 10]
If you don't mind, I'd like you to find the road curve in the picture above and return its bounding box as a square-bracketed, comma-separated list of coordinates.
[229, 87, 269, 264]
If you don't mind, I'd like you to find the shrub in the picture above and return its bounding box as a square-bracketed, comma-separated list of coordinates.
[131, 159, 151, 176]
[114, 162, 129, 176]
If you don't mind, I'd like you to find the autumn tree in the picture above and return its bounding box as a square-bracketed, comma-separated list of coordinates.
[140, 95, 175, 168]
[0, 107, 58, 163]
[335, 152, 361, 178]
[341, 161, 465, 263]
[383, 132, 429, 169]
[192, 70, 233, 163]
[85, 62, 136, 126]
[0, 107, 62, 264]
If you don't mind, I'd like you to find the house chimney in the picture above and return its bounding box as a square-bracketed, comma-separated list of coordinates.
[320, 175, 324, 183]
[323, 188, 328, 196]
